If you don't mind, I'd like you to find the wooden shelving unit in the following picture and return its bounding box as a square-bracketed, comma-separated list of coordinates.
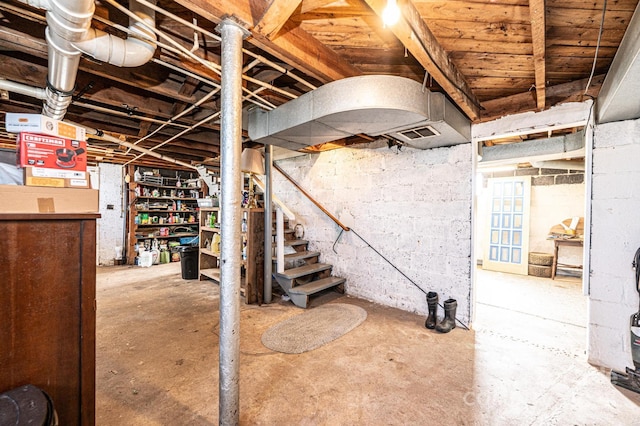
[199, 207, 265, 304]
[126, 165, 204, 264]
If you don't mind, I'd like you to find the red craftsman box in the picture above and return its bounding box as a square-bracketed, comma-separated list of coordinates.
[17, 132, 87, 171]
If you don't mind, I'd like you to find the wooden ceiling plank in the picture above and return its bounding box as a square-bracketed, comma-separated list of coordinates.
[414, 1, 531, 24]
[255, 0, 303, 39]
[529, 0, 546, 109]
[362, 0, 480, 120]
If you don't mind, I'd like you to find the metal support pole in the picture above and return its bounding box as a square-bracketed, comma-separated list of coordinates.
[264, 144, 273, 303]
[217, 18, 248, 426]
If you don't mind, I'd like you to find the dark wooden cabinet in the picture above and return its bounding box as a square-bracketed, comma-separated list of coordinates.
[0, 213, 98, 425]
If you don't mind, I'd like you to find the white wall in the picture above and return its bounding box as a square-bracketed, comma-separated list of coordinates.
[273, 141, 473, 322]
[589, 118, 640, 370]
[530, 184, 585, 265]
[97, 163, 125, 265]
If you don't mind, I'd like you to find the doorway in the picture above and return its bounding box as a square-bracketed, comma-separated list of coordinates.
[473, 164, 588, 354]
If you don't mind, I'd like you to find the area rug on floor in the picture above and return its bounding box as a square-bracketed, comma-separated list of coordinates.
[261, 303, 367, 354]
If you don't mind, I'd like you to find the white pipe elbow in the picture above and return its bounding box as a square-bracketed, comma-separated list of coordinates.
[73, 0, 157, 68]
[74, 28, 155, 67]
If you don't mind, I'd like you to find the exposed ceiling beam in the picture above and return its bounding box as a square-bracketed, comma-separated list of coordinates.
[255, 0, 303, 39]
[529, 0, 546, 110]
[480, 75, 604, 122]
[175, 0, 362, 83]
[361, 0, 481, 121]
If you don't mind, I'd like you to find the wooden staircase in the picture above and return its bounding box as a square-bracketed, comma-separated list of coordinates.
[272, 217, 345, 308]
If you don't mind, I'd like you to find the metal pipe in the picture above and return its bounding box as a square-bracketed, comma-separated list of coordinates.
[136, 0, 317, 91]
[71, 101, 191, 128]
[217, 18, 248, 426]
[263, 144, 273, 303]
[73, 0, 157, 67]
[124, 110, 221, 165]
[70, 120, 198, 169]
[0, 78, 46, 99]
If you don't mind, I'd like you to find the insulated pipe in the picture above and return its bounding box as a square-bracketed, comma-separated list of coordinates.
[0, 78, 46, 99]
[263, 144, 273, 304]
[73, 0, 157, 67]
[217, 18, 248, 426]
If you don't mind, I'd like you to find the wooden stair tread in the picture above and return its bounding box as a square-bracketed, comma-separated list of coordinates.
[272, 251, 320, 262]
[283, 239, 308, 247]
[288, 276, 346, 295]
[276, 263, 331, 279]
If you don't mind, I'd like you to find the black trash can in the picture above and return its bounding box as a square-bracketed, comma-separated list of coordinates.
[179, 246, 199, 280]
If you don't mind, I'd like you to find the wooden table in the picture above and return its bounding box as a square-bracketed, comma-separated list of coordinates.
[551, 238, 584, 279]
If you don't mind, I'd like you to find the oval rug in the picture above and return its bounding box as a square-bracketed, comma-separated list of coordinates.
[261, 303, 367, 354]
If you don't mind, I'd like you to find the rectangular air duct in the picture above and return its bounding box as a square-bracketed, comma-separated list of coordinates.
[248, 75, 471, 151]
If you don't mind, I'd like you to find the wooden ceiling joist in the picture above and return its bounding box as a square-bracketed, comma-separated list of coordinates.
[254, 0, 303, 39]
[529, 0, 546, 110]
[176, 0, 362, 83]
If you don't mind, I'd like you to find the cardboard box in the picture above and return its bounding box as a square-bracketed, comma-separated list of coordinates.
[5, 113, 86, 141]
[18, 132, 88, 172]
[0, 184, 98, 213]
[23, 166, 91, 189]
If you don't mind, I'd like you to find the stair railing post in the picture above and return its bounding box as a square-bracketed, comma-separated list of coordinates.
[276, 207, 285, 273]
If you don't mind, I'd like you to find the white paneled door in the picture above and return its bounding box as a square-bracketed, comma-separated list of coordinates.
[483, 176, 531, 275]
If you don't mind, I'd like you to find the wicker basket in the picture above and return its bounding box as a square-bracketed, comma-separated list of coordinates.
[528, 252, 554, 266]
[528, 264, 552, 278]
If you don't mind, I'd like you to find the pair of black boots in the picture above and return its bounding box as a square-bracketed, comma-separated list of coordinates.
[425, 292, 457, 333]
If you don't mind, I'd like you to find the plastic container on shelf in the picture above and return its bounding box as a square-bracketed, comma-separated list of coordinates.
[138, 250, 153, 267]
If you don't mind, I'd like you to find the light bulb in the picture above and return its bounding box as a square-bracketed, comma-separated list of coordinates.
[382, 0, 400, 26]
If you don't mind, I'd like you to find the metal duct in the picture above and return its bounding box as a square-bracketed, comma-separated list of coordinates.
[43, 0, 95, 119]
[74, 0, 157, 67]
[248, 75, 471, 151]
[17, 0, 157, 120]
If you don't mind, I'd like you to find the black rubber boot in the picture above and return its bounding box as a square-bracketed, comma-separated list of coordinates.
[425, 292, 438, 329]
[435, 298, 457, 333]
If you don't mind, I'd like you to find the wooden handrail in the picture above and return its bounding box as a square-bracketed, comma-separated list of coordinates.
[273, 163, 350, 231]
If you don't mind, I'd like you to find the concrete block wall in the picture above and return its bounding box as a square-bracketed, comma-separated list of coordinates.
[273, 141, 473, 322]
[589, 118, 640, 370]
[97, 162, 125, 265]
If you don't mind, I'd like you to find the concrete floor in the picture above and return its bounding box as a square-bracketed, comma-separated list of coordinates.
[96, 263, 640, 425]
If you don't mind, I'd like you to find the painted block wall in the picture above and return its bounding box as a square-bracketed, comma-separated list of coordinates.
[589, 118, 640, 370]
[97, 162, 125, 265]
[273, 141, 473, 322]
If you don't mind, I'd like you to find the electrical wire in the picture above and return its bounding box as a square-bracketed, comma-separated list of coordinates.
[584, 0, 608, 96]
